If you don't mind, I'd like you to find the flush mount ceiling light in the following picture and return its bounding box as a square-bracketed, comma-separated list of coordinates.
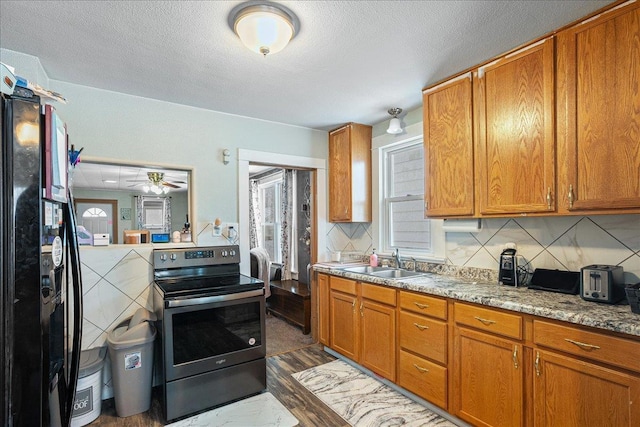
[386, 108, 403, 134]
[229, 1, 300, 56]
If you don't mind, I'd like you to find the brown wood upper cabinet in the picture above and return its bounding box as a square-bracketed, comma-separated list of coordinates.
[556, 1, 640, 213]
[328, 123, 372, 222]
[475, 37, 556, 215]
[423, 73, 475, 217]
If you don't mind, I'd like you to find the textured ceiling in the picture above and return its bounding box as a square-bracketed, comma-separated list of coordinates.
[0, 1, 614, 131]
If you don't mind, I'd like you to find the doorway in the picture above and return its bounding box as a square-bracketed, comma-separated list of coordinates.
[75, 198, 118, 244]
[238, 149, 327, 341]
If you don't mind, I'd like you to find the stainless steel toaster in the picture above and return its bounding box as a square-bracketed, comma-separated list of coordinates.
[580, 265, 625, 304]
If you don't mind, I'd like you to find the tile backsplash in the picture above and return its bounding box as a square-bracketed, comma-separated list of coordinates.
[326, 214, 640, 283]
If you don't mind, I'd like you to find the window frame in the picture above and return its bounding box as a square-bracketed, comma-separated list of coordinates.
[257, 171, 284, 264]
[373, 131, 445, 263]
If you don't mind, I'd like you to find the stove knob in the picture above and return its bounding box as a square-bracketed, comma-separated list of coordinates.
[160, 254, 167, 262]
[221, 250, 228, 257]
[170, 253, 177, 261]
[230, 249, 236, 256]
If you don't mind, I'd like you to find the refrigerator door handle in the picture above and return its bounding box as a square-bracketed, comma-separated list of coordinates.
[63, 191, 83, 425]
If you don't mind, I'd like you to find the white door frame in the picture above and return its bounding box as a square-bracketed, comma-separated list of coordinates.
[238, 149, 327, 276]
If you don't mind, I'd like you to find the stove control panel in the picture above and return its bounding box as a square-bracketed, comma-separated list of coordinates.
[153, 245, 241, 268]
[185, 250, 215, 259]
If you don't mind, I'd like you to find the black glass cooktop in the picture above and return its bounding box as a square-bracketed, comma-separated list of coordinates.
[155, 274, 264, 299]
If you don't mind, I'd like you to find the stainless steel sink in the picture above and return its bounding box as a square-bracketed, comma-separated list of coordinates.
[371, 269, 423, 279]
[342, 266, 390, 274]
[342, 265, 423, 279]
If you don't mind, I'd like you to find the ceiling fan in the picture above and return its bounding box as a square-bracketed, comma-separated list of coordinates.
[127, 172, 185, 193]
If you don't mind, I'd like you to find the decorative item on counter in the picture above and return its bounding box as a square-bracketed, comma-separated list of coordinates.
[369, 249, 378, 267]
[213, 218, 222, 236]
[181, 214, 191, 242]
[331, 251, 341, 262]
[172, 231, 181, 243]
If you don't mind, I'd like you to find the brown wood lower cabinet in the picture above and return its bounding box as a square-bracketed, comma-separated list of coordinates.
[398, 349, 447, 409]
[397, 290, 448, 409]
[328, 276, 397, 381]
[452, 326, 524, 427]
[317, 273, 330, 346]
[318, 273, 640, 427]
[360, 284, 396, 381]
[330, 287, 359, 360]
[533, 349, 640, 427]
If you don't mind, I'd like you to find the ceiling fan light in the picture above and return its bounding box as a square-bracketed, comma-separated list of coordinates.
[230, 2, 299, 56]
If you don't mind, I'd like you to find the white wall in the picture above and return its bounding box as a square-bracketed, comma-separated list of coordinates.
[2, 47, 328, 244]
[49, 80, 328, 235]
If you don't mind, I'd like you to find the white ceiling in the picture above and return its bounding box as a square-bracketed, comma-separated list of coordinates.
[0, 1, 613, 131]
[72, 161, 189, 192]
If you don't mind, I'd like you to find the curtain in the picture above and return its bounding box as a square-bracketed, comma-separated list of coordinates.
[164, 197, 172, 233]
[249, 179, 262, 249]
[280, 169, 295, 280]
[135, 195, 144, 229]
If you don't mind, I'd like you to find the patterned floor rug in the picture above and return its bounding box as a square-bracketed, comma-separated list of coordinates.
[166, 392, 298, 427]
[292, 360, 459, 427]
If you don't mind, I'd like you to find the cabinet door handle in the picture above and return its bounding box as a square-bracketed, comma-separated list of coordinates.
[352, 299, 356, 313]
[534, 351, 541, 377]
[413, 322, 429, 331]
[513, 345, 519, 369]
[414, 302, 429, 310]
[360, 302, 364, 317]
[474, 316, 496, 326]
[568, 184, 575, 209]
[564, 338, 600, 351]
[546, 187, 552, 210]
[413, 364, 429, 373]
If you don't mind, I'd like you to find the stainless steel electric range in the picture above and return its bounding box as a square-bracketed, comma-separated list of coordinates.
[152, 245, 266, 422]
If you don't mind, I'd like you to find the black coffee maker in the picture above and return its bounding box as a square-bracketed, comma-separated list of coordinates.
[499, 248, 518, 286]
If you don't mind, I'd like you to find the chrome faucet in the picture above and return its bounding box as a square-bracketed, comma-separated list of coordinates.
[393, 249, 401, 268]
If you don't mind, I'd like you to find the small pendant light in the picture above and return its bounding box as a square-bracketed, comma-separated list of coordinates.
[386, 108, 403, 134]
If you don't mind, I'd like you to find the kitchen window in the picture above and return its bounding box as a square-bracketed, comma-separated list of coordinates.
[379, 138, 444, 261]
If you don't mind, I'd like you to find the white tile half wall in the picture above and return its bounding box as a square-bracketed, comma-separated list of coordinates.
[326, 214, 640, 283]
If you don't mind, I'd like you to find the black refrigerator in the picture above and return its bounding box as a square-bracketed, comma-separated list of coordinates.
[1, 86, 83, 426]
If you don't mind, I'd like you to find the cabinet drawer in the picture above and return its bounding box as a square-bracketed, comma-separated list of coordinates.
[361, 283, 396, 306]
[534, 320, 640, 373]
[454, 302, 522, 339]
[330, 276, 357, 295]
[399, 311, 447, 364]
[398, 349, 447, 410]
[399, 291, 447, 320]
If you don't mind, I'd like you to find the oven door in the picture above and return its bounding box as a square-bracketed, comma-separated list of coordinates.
[163, 290, 265, 381]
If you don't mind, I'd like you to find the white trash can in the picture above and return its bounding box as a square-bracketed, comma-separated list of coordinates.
[106, 308, 156, 418]
[71, 346, 107, 427]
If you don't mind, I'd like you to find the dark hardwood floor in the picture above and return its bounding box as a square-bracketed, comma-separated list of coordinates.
[89, 344, 345, 426]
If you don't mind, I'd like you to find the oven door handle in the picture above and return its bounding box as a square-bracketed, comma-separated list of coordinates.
[165, 288, 265, 308]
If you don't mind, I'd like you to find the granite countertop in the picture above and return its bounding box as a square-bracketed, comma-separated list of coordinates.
[314, 264, 640, 338]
